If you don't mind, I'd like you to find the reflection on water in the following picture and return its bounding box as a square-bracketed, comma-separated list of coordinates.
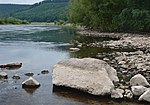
[53, 86, 144, 105]
[23, 88, 38, 94]
[0, 25, 145, 105]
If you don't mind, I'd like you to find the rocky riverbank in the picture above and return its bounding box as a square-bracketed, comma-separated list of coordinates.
[52, 58, 150, 103]
[59, 29, 150, 103]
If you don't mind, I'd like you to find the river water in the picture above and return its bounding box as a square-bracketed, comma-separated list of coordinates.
[0, 25, 144, 105]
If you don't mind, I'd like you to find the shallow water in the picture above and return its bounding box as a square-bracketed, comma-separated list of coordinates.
[0, 25, 145, 105]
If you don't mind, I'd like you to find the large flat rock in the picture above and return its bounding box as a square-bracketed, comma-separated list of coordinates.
[52, 58, 119, 95]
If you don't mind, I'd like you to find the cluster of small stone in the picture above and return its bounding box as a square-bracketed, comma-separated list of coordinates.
[0, 63, 49, 89]
[105, 36, 150, 50]
[111, 74, 150, 103]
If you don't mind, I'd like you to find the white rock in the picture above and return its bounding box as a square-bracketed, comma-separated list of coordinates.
[69, 48, 80, 52]
[139, 90, 150, 102]
[130, 74, 150, 86]
[111, 88, 124, 99]
[0, 72, 8, 79]
[22, 77, 40, 88]
[131, 86, 147, 96]
[52, 58, 119, 95]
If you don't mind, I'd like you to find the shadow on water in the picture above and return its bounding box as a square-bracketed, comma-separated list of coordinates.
[70, 35, 136, 58]
[23, 88, 38, 94]
[53, 86, 146, 105]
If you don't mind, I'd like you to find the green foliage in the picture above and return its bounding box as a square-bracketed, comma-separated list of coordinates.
[54, 20, 66, 25]
[0, 17, 29, 24]
[0, 0, 68, 22]
[12, 1, 68, 22]
[69, 0, 150, 32]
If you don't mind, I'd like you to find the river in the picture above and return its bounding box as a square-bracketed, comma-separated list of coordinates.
[0, 25, 143, 105]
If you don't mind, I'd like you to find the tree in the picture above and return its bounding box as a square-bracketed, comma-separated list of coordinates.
[69, 0, 150, 32]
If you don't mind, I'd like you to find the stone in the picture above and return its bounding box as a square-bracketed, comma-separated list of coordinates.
[0, 62, 22, 68]
[22, 77, 40, 88]
[131, 86, 147, 96]
[139, 90, 150, 102]
[41, 70, 49, 74]
[111, 88, 124, 99]
[69, 48, 80, 52]
[25, 72, 34, 77]
[124, 89, 133, 99]
[12, 74, 20, 80]
[0, 72, 8, 79]
[52, 58, 119, 95]
[130, 74, 150, 86]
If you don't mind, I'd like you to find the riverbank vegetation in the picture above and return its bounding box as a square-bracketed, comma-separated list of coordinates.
[69, 0, 150, 32]
[0, 17, 29, 24]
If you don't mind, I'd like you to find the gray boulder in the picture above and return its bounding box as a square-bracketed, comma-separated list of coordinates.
[52, 58, 119, 95]
[22, 77, 40, 88]
[0, 72, 8, 79]
[131, 86, 147, 96]
[111, 88, 124, 99]
[139, 90, 150, 102]
[130, 74, 150, 86]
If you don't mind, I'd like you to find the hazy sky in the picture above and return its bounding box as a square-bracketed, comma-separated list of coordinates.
[0, 0, 44, 4]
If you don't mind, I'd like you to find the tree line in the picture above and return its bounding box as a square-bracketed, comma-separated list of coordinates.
[68, 0, 150, 32]
[0, 17, 29, 24]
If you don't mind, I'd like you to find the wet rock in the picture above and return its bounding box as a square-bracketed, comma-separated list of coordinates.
[131, 86, 147, 96]
[12, 74, 20, 80]
[25, 72, 34, 77]
[111, 88, 124, 99]
[139, 90, 150, 102]
[77, 43, 82, 48]
[22, 77, 40, 88]
[0, 62, 22, 69]
[124, 89, 133, 99]
[130, 74, 150, 86]
[69, 48, 80, 52]
[0, 72, 8, 79]
[53, 58, 119, 95]
[41, 70, 49, 74]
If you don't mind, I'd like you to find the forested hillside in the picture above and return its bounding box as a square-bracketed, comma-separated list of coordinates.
[69, 0, 150, 32]
[0, 4, 30, 17]
[12, 0, 69, 22]
[0, 0, 69, 22]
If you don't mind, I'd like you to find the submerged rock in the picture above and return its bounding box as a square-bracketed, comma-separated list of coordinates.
[41, 70, 49, 74]
[0, 62, 22, 69]
[0, 72, 8, 79]
[12, 74, 20, 80]
[139, 90, 150, 102]
[130, 74, 150, 86]
[25, 72, 34, 77]
[22, 77, 40, 88]
[52, 58, 119, 96]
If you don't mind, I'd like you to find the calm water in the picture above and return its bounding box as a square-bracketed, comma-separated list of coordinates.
[0, 25, 144, 105]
